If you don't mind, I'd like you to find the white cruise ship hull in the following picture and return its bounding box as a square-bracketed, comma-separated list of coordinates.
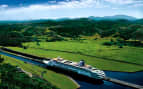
[43, 59, 105, 80]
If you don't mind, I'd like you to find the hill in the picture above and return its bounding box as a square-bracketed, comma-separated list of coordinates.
[0, 15, 139, 24]
[88, 15, 137, 21]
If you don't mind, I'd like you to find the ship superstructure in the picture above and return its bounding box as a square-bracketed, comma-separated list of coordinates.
[43, 57, 105, 79]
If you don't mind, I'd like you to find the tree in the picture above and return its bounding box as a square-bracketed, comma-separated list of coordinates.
[0, 55, 4, 63]
[132, 28, 143, 41]
[41, 71, 47, 78]
[0, 31, 23, 46]
[118, 26, 136, 40]
[0, 64, 59, 89]
[118, 25, 142, 40]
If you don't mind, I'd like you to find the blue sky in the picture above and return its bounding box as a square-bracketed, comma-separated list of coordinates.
[0, 0, 142, 20]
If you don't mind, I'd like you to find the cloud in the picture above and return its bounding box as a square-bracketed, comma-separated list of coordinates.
[48, 0, 57, 4]
[105, 0, 133, 4]
[0, 5, 8, 8]
[57, 0, 107, 8]
[104, 0, 143, 5]
[21, 0, 105, 10]
[112, 7, 120, 9]
[0, 0, 142, 20]
[130, 3, 143, 7]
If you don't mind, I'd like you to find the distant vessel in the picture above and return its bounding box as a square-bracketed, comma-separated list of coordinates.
[43, 57, 106, 80]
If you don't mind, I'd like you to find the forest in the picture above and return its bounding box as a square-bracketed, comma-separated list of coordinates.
[0, 57, 59, 89]
[0, 18, 143, 47]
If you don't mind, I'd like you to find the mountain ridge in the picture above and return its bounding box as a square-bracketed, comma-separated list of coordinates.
[88, 15, 137, 21]
[0, 15, 141, 24]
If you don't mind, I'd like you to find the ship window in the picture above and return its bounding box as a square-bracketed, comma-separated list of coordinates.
[64, 61, 72, 64]
[92, 68, 97, 70]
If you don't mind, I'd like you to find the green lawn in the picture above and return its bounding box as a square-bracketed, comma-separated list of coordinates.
[8, 46, 143, 72]
[22, 39, 143, 65]
[1, 55, 78, 89]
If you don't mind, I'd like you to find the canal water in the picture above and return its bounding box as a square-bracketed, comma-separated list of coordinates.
[76, 71, 143, 89]
[0, 51, 143, 89]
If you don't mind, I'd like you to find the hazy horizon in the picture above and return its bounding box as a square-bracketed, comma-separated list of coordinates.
[0, 0, 142, 20]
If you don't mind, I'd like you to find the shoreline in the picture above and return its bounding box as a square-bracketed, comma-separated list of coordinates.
[66, 76, 80, 89]
[102, 70, 143, 73]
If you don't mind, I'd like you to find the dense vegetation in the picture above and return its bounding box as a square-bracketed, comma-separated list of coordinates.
[0, 57, 59, 89]
[0, 18, 143, 46]
[0, 55, 78, 89]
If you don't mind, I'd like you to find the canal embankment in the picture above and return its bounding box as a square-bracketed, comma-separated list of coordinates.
[104, 77, 143, 89]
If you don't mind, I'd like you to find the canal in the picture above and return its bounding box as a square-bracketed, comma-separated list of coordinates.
[0, 51, 143, 89]
[76, 71, 143, 89]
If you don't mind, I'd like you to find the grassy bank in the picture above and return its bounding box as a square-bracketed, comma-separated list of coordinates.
[8, 45, 143, 72]
[1, 55, 78, 89]
[0, 63, 59, 89]
[22, 39, 143, 65]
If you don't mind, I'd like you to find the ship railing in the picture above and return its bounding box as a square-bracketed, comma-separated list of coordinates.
[53, 60, 103, 76]
[52, 58, 100, 72]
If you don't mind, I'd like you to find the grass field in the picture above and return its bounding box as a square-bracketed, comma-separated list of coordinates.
[22, 39, 143, 65]
[8, 38, 143, 72]
[1, 55, 78, 89]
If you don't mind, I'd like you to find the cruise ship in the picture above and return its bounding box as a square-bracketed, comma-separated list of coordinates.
[43, 57, 106, 80]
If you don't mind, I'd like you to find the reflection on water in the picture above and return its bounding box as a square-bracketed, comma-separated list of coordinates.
[105, 71, 143, 85]
[0, 51, 46, 67]
[76, 80, 132, 89]
[76, 71, 143, 89]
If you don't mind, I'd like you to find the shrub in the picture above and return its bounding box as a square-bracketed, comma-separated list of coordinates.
[0, 55, 4, 63]
[103, 42, 114, 46]
[118, 43, 124, 48]
[124, 41, 143, 47]
[46, 36, 64, 42]
[0, 64, 59, 89]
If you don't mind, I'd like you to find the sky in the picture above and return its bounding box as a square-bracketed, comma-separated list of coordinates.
[0, 0, 142, 20]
